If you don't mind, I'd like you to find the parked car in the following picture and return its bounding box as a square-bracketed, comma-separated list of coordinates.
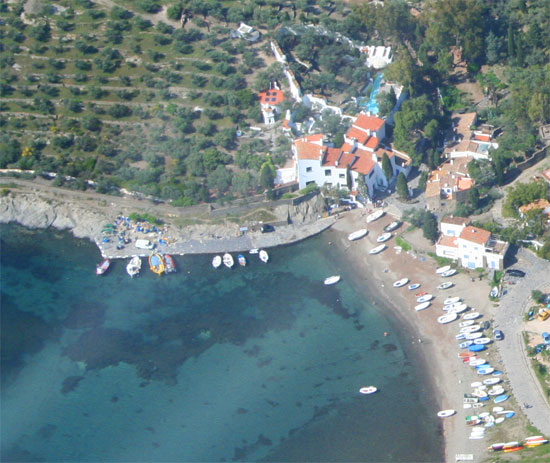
[537, 309, 550, 322]
[481, 321, 490, 330]
[506, 269, 526, 277]
[543, 332, 550, 345]
[260, 224, 275, 233]
[493, 329, 504, 341]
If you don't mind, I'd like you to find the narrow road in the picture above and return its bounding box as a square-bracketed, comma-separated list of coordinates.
[494, 248, 550, 435]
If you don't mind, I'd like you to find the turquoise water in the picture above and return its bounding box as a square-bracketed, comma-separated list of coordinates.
[1, 224, 443, 462]
[359, 73, 383, 114]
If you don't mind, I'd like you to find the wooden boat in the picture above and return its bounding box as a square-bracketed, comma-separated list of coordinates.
[438, 312, 458, 324]
[444, 296, 461, 305]
[437, 409, 455, 418]
[393, 278, 409, 288]
[384, 221, 401, 232]
[493, 394, 509, 404]
[460, 320, 475, 327]
[164, 254, 176, 273]
[259, 249, 269, 263]
[437, 282, 454, 290]
[416, 294, 433, 303]
[324, 275, 341, 285]
[223, 253, 234, 268]
[148, 253, 165, 275]
[441, 269, 457, 277]
[415, 301, 431, 311]
[408, 283, 420, 290]
[348, 229, 368, 241]
[359, 386, 377, 394]
[369, 244, 386, 255]
[468, 344, 485, 352]
[376, 232, 392, 243]
[484, 378, 501, 386]
[212, 255, 222, 268]
[126, 256, 141, 277]
[474, 337, 492, 345]
[366, 209, 384, 223]
[96, 259, 110, 275]
[463, 312, 481, 320]
[237, 254, 247, 267]
[436, 265, 451, 274]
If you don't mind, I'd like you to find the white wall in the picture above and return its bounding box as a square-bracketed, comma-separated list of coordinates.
[441, 222, 466, 237]
[297, 159, 322, 189]
[458, 239, 485, 269]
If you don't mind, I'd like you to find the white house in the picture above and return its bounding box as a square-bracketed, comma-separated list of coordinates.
[258, 86, 284, 126]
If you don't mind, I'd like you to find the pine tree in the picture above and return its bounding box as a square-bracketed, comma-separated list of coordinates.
[507, 24, 515, 61]
[260, 161, 275, 190]
[396, 172, 408, 198]
[422, 211, 439, 242]
[382, 153, 393, 181]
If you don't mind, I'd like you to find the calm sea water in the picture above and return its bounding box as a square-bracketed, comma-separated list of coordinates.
[1, 224, 443, 462]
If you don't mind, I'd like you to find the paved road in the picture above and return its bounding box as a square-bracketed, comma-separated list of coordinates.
[494, 248, 550, 435]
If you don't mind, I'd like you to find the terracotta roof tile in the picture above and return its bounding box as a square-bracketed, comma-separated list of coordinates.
[258, 89, 284, 105]
[322, 148, 342, 166]
[459, 226, 491, 245]
[353, 114, 385, 132]
[346, 126, 369, 145]
[438, 235, 458, 248]
[294, 141, 326, 160]
[351, 155, 375, 175]
[519, 199, 550, 214]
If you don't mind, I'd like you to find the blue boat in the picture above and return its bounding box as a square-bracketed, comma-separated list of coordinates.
[475, 364, 490, 369]
[468, 344, 485, 352]
[237, 254, 247, 267]
[493, 394, 509, 404]
[492, 370, 503, 376]
[479, 396, 490, 401]
[459, 341, 473, 349]
[505, 412, 515, 418]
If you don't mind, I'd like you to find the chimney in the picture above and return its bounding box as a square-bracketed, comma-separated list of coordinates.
[367, 129, 371, 136]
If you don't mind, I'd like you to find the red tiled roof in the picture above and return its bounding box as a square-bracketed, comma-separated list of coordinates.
[322, 148, 342, 166]
[258, 89, 284, 105]
[346, 126, 369, 145]
[303, 133, 323, 143]
[351, 155, 375, 175]
[353, 114, 385, 132]
[281, 119, 290, 129]
[519, 199, 550, 214]
[457, 177, 473, 191]
[438, 235, 458, 248]
[339, 152, 355, 168]
[459, 226, 491, 245]
[341, 142, 354, 153]
[294, 141, 326, 160]
[442, 216, 470, 226]
[541, 169, 550, 183]
[473, 134, 491, 142]
[364, 136, 379, 150]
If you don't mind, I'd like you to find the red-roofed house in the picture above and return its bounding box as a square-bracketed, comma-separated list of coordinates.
[258, 86, 285, 125]
[425, 157, 474, 212]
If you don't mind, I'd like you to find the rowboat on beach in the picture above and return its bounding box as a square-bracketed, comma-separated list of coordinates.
[461, 324, 481, 333]
[408, 283, 421, 290]
[393, 278, 409, 288]
[324, 275, 341, 285]
[223, 253, 234, 268]
[359, 386, 377, 394]
[441, 269, 457, 277]
[366, 210, 385, 223]
[437, 282, 454, 290]
[524, 440, 548, 447]
[164, 254, 176, 273]
[460, 320, 475, 327]
[493, 395, 509, 404]
[484, 378, 501, 386]
[444, 296, 461, 305]
[369, 244, 386, 255]
[96, 259, 111, 275]
[474, 337, 492, 345]
[348, 229, 368, 241]
[438, 312, 458, 324]
[436, 265, 451, 274]
[463, 312, 481, 320]
[148, 253, 165, 275]
[449, 304, 469, 314]
[466, 332, 483, 340]
[416, 294, 433, 303]
[443, 301, 462, 311]
[525, 436, 544, 441]
[415, 301, 431, 311]
[376, 232, 392, 243]
[477, 367, 495, 375]
[126, 256, 141, 277]
[212, 255, 222, 268]
[416, 291, 427, 297]
[459, 341, 474, 349]
[495, 417, 505, 424]
[468, 344, 485, 352]
[259, 250, 269, 263]
[384, 221, 401, 232]
[437, 409, 456, 418]
[469, 358, 486, 366]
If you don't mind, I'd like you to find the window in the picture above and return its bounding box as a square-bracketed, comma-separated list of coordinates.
[324, 169, 331, 176]
[448, 230, 455, 236]
[339, 173, 345, 179]
[464, 254, 469, 259]
[468, 262, 475, 269]
[306, 167, 312, 173]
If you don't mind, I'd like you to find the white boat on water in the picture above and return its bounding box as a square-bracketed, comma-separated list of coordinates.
[444, 296, 461, 305]
[408, 283, 420, 290]
[437, 282, 454, 290]
[223, 253, 234, 268]
[463, 312, 481, 320]
[212, 255, 222, 268]
[393, 278, 409, 288]
[359, 386, 377, 394]
[259, 250, 269, 263]
[415, 301, 431, 311]
[436, 265, 451, 274]
[369, 244, 386, 255]
[441, 269, 457, 277]
[324, 275, 341, 285]
[366, 210, 385, 223]
[348, 229, 368, 241]
[126, 256, 141, 277]
[438, 312, 458, 324]
[437, 409, 456, 418]
[376, 232, 392, 243]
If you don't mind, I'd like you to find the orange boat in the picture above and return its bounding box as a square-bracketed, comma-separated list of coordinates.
[148, 253, 165, 275]
[503, 446, 523, 453]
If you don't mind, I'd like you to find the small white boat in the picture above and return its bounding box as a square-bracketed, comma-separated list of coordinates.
[126, 256, 141, 277]
[366, 210, 384, 223]
[393, 278, 409, 288]
[495, 417, 505, 424]
[369, 244, 386, 255]
[525, 436, 544, 441]
[436, 265, 451, 274]
[474, 337, 492, 345]
[460, 320, 475, 327]
[488, 388, 505, 396]
[212, 255, 222, 268]
[437, 409, 455, 418]
[408, 283, 420, 290]
[495, 409, 514, 415]
[259, 250, 269, 263]
[376, 232, 392, 243]
[484, 378, 501, 386]
[461, 324, 481, 333]
[444, 296, 461, 305]
[448, 303, 468, 314]
[463, 312, 481, 320]
[463, 403, 472, 409]
[437, 282, 454, 290]
[359, 386, 377, 395]
[384, 221, 401, 232]
[415, 301, 431, 311]
[348, 229, 368, 241]
[469, 358, 486, 366]
[416, 294, 433, 303]
[466, 332, 483, 340]
[463, 397, 478, 404]
[490, 286, 499, 298]
[324, 275, 341, 285]
[459, 341, 473, 348]
[472, 403, 485, 409]
[96, 259, 110, 275]
[443, 302, 463, 311]
[441, 269, 457, 277]
[223, 253, 234, 268]
[249, 248, 259, 254]
[438, 312, 458, 324]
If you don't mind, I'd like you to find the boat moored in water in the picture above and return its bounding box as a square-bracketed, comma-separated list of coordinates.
[259, 249, 269, 263]
[96, 259, 110, 275]
[164, 254, 176, 273]
[212, 255, 222, 268]
[149, 253, 165, 275]
[223, 253, 234, 268]
[237, 254, 247, 267]
[126, 256, 141, 277]
[324, 275, 341, 285]
[359, 386, 378, 394]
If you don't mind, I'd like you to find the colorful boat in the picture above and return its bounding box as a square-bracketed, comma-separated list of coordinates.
[96, 259, 110, 275]
[148, 253, 165, 275]
[503, 446, 523, 453]
[359, 386, 377, 394]
[126, 256, 141, 277]
[164, 254, 176, 273]
[237, 254, 247, 267]
[493, 394, 509, 404]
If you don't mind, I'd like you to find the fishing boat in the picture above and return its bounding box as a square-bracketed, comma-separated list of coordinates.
[164, 254, 176, 273]
[474, 337, 492, 345]
[96, 259, 110, 275]
[437, 282, 454, 290]
[148, 253, 165, 275]
[437, 409, 455, 418]
[126, 256, 141, 277]
[484, 378, 501, 386]
[249, 248, 259, 254]
[393, 278, 409, 288]
[468, 344, 485, 352]
[415, 301, 431, 311]
[259, 249, 269, 263]
[366, 210, 384, 223]
[417, 294, 433, 303]
[359, 386, 377, 394]
[459, 341, 474, 349]
[460, 320, 475, 327]
[348, 229, 368, 241]
[237, 254, 247, 267]
[369, 244, 386, 255]
[444, 296, 461, 305]
[463, 312, 481, 320]
[438, 312, 458, 324]
[376, 232, 392, 243]
[324, 275, 341, 285]
[436, 265, 451, 274]
[212, 255, 222, 268]
[384, 221, 401, 232]
[490, 286, 499, 298]
[223, 253, 234, 268]
[493, 395, 509, 404]
[441, 269, 457, 277]
[408, 283, 420, 290]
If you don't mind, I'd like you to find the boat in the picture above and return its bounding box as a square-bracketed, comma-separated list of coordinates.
[359, 386, 377, 395]
[444, 296, 461, 305]
[490, 286, 499, 298]
[324, 275, 341, 285]
[493, 395, 509, 404]
[384, 221, 401, 232]
[468, 344, 485, 352]
[441, 269, 457, 277]
[164, 254, 176, 273]
[459, 341, 473, 349]
[416, 291, 427, 297]
[436, 265, 451, 274]
[484, 378, 501, 386]
[524, 440, 548, 447]
[443, 301, 463, 311]
[223, 253, 234, 268]
[437, 409, 455, 418]
[212, 255, 222, 268]
[448, 304, 468, 314]
[472, 403, 484, 409]
[463, 404, 472, 409]
[237, 254, 247, 267]
[463, 398, 478, 404]
[416, 294, 433, 303]
[456, 333, 466, 341]
[469, 358, 486, 366]
[465, 332, 483, 340]
[437, 282, 454, 290]
[492, 370, 503, 376]
[249, 248, 259, 254]
[503, 446, 523, 453]
[478, 412, 490, 418]
[348, 229, 368, 241]
[495, 410, 514, 415]
[463, 312, 481, 320]
[393, 278, 409, 288]
[471, 381, 483, 387]
[408, 283, 420, 290]
[369, 244, 386, 255]
[460, 320, 475, 327]
[488, 388, 505, 396]
[126, 256, 141, 277]
[366, 209, 384, 223]
[495, 417, 505, 424]
[415, 302, 431, 311]
[461, 324, 481, 333]
[148, 253, 165, 275]
[259, 250, 269, 263]
[474, 337, 492, 345]
[96, 259, 110, 275]
[525, 436, 545, 441]
[376, 232, 392, 243]
[477, 367, 494, 376]
[438, 312, 458, 324]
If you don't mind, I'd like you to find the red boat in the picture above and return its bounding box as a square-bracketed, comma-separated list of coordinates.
[164, 254, 176, 273]
[96, 259, 110, 275]
[416, 291, 427, 297]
